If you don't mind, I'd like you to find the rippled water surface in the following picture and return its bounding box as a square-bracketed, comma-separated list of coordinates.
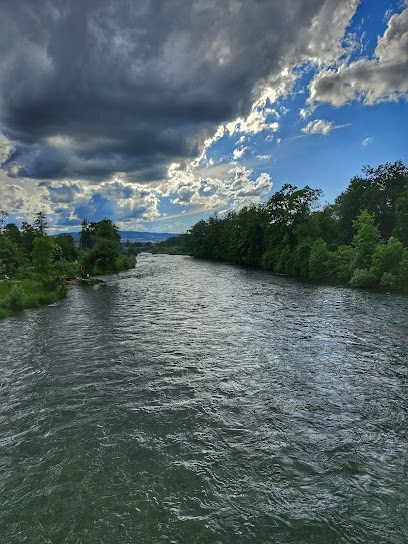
[1, 254, 407, 543]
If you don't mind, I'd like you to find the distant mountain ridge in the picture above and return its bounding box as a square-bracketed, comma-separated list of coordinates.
[52, 231, 179, 243]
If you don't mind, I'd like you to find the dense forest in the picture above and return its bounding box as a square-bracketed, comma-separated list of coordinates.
[155, 161, 408, 292]
[0, 215, 137, 317]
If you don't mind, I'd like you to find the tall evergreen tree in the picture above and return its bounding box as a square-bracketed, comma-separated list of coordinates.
[34, 212, 48, 235]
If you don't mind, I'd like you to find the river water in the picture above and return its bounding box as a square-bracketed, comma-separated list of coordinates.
[1, 254, 407, 543]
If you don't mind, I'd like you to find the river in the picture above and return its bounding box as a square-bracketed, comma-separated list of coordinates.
[1, 253, 407, 543]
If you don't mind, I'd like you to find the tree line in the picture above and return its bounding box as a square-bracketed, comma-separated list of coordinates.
[156, 161, 408, 292]
[0, 214, 137, 316]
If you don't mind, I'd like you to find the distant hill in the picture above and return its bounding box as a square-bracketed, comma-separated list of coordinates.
[52, 231, 179, 243]
[119, 231, 180, 243]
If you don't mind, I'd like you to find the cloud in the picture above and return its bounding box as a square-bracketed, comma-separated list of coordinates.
[301, 119, 351, 135]
[301, 119, 334, 135]
[0, 0, 359, 185]
[0, 0, 368, 229]
[362, 137, 374, 146]
[233, 146, 248, 160]
[164, 162, 272, 212]
[299, 105, 317, 119]
[307, 7, 408, 107]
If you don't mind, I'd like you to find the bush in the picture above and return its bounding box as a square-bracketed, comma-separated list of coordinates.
[260, 249, 275, 271]
[380, 272, 398, 288]
[372, 237, 404, 278]
[349, 268, 377, 288]
[2, 283, 25, 311]
[0, 307, 10, 318]
[308, 239, 330, 281]
[53, 259, 81, 277]
[333, 245, 355, 284]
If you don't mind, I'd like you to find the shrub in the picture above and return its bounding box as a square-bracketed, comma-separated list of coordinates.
[308, 239, 330, 281]
[53, 259, 81, 278]
[380, 272, 398, 288]
[2, 283, 25, 311]
[372, 236, 404, 278]
[260, 249, 275, 271]
[349, 268, 377, 288]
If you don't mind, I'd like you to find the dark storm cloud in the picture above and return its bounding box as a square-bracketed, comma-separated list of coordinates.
[0, 0, 326, 181]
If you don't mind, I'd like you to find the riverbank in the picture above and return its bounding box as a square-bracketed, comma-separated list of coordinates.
[0, 278, 67, 319]
[0, 262, 133, 319]
[0, 216, 138, 319]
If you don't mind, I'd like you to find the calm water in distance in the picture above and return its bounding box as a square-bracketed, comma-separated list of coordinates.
[1, 253, 407, 543]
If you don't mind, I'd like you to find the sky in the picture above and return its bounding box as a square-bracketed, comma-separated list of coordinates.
[0, 0, 407, 234]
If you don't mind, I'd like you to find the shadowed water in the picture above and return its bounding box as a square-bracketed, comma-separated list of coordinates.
[1, 253, 407, 543]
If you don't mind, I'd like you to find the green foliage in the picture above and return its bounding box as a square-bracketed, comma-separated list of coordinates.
[309, 239, 330, 281]
[34, 211, 48, 234]
[371, 236, 404, 278]
[380, 272, 398, 289]
[1, 160, 407, 319]
[0, 278, 67, 318]
[53, 243, 64, 262]
[175, 160, 407, 292]
[83, 238, 119, 274]
[21, 221, 40, 257]
[53, 259, 81, 277]
[334, 160, 408, 243]
[266, 184, 322, 229]
[0, 234, 28, 275]
[352, 210, 381, 269]
[54, 234, 77, 261]
[392, 187, 408, 246]
[332, 245, 355, 284]
[79, 218, 120, 253]
[3, 223, 22, 245]
[3, 283, 25, 311]
[115, 254, 136, 271]
[0, 214, 132, 320]
[31, 236, 55, 276]
[397, 248, 408, 290]
[349, 268, 377, 288]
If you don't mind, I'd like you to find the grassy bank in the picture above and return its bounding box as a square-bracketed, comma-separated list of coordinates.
[0, 279, 67, 319]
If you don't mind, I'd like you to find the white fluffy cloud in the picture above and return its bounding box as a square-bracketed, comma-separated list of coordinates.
[233, 146, 249, 160]
[164, 162, 272, 212]
[307, 7, 408, 107]
[301, 119, 334, 135]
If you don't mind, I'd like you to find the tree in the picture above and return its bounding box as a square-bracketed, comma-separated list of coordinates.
[266, 184, 322, 230]
[79, 219, 93, 251]
[3, 223, 22, 246]
[83, 238, 119, 274]
[34, 211, 48, 235]
[352, 210, 381, 269]
[0, 235, 26, 275]
[393, 187, 408, 246]
[371, 237, 404, 278]
[21, 222, 39, 259]
[309, 239, 330, 281]
[79, 218, 121, 273]
[54, 234, 77, 261]
[334, 161, 408, 243]
[31, 236, 55, 276]
[234, 205, 266, 266]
